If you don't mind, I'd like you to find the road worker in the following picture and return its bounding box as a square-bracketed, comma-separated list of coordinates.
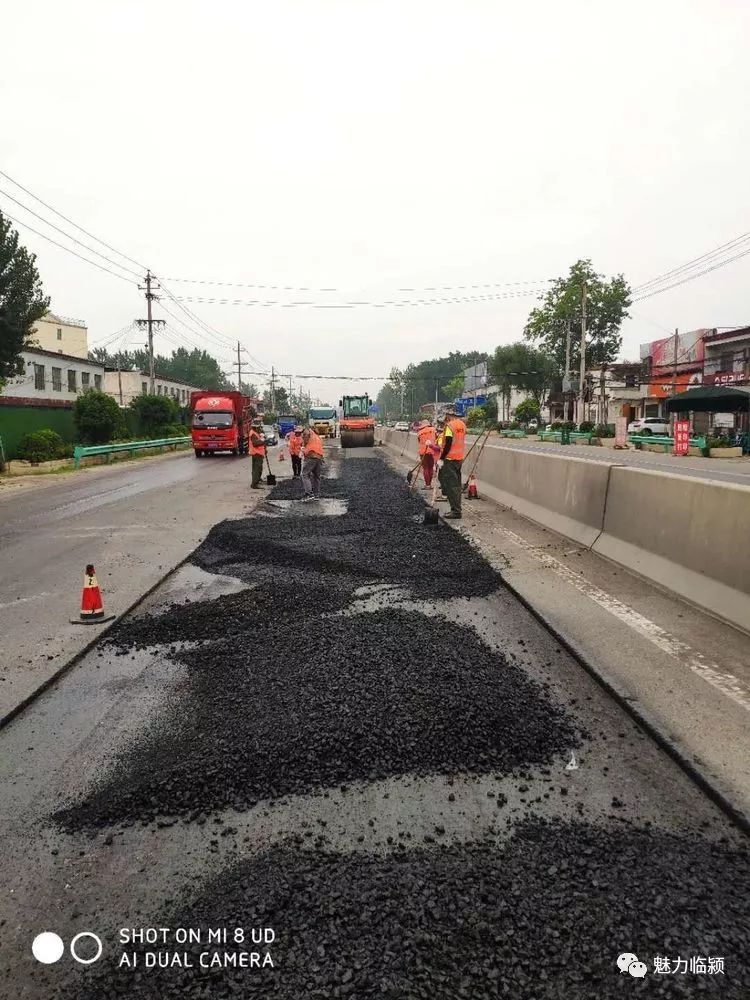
[249, 418, 266, 489]
[416, 419, 437, 488]
[437, 406, 467, 519]
[286, 424, 304, 478]
[301, 425, 325, 501]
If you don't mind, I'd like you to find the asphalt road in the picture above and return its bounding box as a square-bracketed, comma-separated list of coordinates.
[0, 449, 275, 721]
[0, 445, 747, 998]
[486, 438, 750, 485]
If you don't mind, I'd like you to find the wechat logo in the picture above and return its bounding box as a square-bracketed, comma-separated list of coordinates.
[617, 953, 648, 978]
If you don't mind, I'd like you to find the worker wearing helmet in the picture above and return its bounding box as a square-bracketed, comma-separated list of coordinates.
[286, 424, 304, 478]
[416, 419, 437, 488]
[301, 426, 324, 501]
[249, 418, 266, 489]
[437, 406, 466, 519]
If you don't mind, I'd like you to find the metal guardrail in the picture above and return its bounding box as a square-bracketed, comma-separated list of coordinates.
[538, 430, 593, 444]
[73, 437, 191, 468]
[628, 434, 706, 453]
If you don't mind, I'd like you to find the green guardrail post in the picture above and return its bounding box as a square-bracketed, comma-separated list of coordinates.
[561, 426, 571, 445]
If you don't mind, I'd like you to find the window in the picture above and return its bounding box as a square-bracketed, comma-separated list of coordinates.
[57, 329, 62, 341]
[34, 364, 45, 391]
[157, 385, 162, 395]
[52, 367, 62, 391]
[94, 374, 102, 390]
[81, 372, 90, 389]
[141, 381, 147, 394]
[68, 369, 77, 392]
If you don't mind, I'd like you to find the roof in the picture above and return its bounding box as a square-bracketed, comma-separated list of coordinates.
[665, 385, 750, 413]
[104, 368, 200, 388]
[37, 311, 87, 329]
[703, 326, 750, 344]
[22, 346, 104, 367]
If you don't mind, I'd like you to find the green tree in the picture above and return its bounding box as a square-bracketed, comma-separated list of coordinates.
[441, 374, 465, 400]
[376, 351, 487, 417]
[514, 398, 541, 423]
[0, 212, 50, 387]
[88, 345, 232, 390]
[524, 259, 631, 372]
[129, 394, 179, 436]
[465, 406, 485, 428]
[74, 389, 121, 444]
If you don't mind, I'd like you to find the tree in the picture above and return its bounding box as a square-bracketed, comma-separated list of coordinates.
[130, 394, 180, 436]
[441, 375, 465, 400]
[88, 345, 232, 390]
[74, 389, 121, 444]
[465, 406, 485, 428]
[524, 259, 631, 372]
[489, 342, 556, 408]
[0, 212, 50, 387]
[514, 398, 541, 423]
[376, 351, 488, 417]
[240, 381, 259, 398]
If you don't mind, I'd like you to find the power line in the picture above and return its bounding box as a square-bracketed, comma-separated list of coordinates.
[163, 275, 553, 293]
[633, 230, 750, 293]
[169, 288, 542, 310]
[633, 244, 750, 302]
[0, 209, 138, 285]
[0, 187, 142, 279]
[0, 167, 147, 271]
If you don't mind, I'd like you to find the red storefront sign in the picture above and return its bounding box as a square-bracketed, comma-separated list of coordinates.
[703, 371, 746, 387]
[673, 420, 690, 456]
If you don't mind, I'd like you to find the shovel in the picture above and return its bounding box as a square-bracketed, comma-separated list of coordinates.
[264, 450, 277, 485]
[405, 457, 422, 487]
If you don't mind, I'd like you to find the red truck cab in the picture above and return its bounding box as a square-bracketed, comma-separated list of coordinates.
[190, 391, 255, 457]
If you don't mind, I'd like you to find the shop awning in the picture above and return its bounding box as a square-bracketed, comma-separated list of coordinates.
[664, 385, 750, 413]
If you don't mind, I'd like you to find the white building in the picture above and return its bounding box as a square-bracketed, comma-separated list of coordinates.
[459, 361, 532, 420]
[1, 347, 105, 402]
[28, 312, 88, 357]
[103, 369, 201, 407]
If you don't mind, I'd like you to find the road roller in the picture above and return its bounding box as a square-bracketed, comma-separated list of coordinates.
[339, 394, 376, 448]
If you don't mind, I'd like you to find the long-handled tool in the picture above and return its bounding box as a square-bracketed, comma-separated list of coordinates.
[462, 426, 492, 493]
[405, 456, 422, 489]
[264, 448, 277, 485]
[423, 470, 440, 525]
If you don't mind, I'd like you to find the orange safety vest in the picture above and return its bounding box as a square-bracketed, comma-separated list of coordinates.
[249, 429, 265, 457]
[444, 417, 466, 461]
[304, 429, 324, 458]
[286, 431, 303, 456]
[416, 424, 435, 456]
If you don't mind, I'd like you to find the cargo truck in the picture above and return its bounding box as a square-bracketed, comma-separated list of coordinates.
[190, 391, 256, 457]
[278, 414, 297, 439]
[308, 407, 337, 438]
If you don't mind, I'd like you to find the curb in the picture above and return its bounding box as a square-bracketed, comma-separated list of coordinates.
[0, 553, 193, 733]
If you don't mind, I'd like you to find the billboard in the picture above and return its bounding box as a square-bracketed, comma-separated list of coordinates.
[648, 371, 702, 399]
[640, 329, 708, 370]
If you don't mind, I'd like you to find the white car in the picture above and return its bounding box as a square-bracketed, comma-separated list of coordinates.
[394, 421, 410, 431]
[627, 417, 670, 435]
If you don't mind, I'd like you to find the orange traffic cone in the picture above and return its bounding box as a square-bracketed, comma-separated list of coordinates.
[467, 474, 478, 499]
[71, 563, 115, 625]
[278, 448, 286, 461]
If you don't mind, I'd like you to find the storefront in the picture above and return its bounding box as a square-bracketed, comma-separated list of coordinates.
[665, 386, 750, 452]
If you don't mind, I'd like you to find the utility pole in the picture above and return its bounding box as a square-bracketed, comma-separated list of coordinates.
[237, 341, 242, 391]
[578, 282, 587, 424]
[564, 319, 572, 421]
[599, 363, 607, 426]
[270, 366, 276, 412]
[137, 270, 159, 394]
[670, 327, 679, 431]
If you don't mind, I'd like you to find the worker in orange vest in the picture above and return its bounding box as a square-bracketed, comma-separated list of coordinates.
[437, 406, 467, 518]
[249, 417, 266, 489]
[286, 424, 304, 478]
[301, 426, 324, 501]
[416, 419, 437, 488]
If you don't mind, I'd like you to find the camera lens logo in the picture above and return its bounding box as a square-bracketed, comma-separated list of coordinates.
[32, 931, 103, 965]
[617, 953, 648, 978]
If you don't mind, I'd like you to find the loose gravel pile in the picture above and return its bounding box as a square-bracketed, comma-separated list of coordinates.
[57, 609, 580, 827]
[61, 818, 750, 999]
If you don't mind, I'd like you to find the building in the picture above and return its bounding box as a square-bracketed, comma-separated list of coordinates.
[702, 327, 750, 387]
[1, 347, 105, 403]
[103, 369, 201, 408]
[639, 329, 708, 417]
[28, 312, 88, 357]
[458, 360, 529, 420]
[589, 361, 646, 425]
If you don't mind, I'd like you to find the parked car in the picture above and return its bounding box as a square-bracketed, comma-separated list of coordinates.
[262, 424, 278, 446]
[394, 421, 410, 431]
[627, 417, 670, 436]
[527, 418, 539, 430]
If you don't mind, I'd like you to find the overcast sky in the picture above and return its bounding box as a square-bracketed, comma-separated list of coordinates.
[3, 1, 749, 404]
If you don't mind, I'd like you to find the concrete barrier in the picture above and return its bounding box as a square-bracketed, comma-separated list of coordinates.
[593, 467, 750, 630]
[377, 427, 750, 631]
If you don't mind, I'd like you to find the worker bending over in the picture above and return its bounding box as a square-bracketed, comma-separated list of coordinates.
[301, 426, 324, 501]
[249, 418, 266, 489]
[416, 419, 438, 487]
[286, 424, 304, 478]
[437, 407, 466, 519]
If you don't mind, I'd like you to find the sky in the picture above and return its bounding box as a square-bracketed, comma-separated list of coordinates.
[3, 0, 750, 405]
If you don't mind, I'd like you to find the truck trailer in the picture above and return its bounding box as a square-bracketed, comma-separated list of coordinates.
[190, 391, 256, 457]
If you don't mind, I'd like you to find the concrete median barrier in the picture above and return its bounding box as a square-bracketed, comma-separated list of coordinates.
[593, 467, 750, 631]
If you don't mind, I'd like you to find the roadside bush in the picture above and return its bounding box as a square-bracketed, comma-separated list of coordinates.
[74, 389, 121, 445]
[578, 421, 595, 433]
[17, 429, 68, 463]
[594, 423, 615, 438]
[707, 436, 732, 449]
[465, 406, 485, 428]
[508, 421, 522, 430]
[526, 425, 538, 435]
[514, 398, 541, 424]
[550, 421, 562, 430]
[129, 394, 180, 437]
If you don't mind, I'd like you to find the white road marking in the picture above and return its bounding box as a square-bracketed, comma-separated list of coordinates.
[493, 524, 750, 714]
[0, 592, 51, 611]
